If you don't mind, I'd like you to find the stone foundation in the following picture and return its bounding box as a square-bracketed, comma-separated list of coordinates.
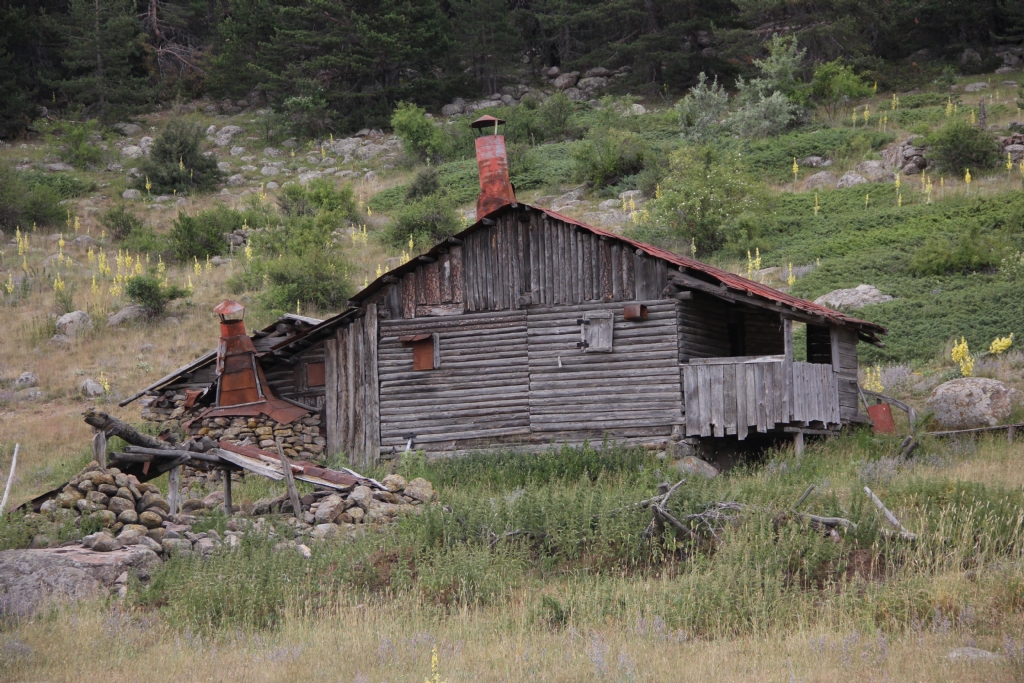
[139, 389, 327, 463]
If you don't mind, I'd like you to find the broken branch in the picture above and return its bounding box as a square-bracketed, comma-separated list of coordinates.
[864, 486, 917, 541]
[83, 409, 174, 450]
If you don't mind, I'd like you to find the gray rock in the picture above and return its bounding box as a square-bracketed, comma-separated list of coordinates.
[960, 49, 982, 65]
[107, 496, 134, 515]
[564, 87, 586, 101]
[803, 171, 837, 190]
[263, 147, 282, 158]
[45, 163, 75, 172]
[381, 474, 407, 492]
[948, 647, 1001, 661]
[404, 478, 435, 503]
[55, 310, 93, 337]
[78, 379, 104, 397]
[0, 546, 160, 616]
[927, 378, 1023, 430]
[227, 174, 246, 187]
[107, 304, 146, 327]
[122, 189, 142, 200]
[1003, 80, 1019, 88]
[855, 160, 895, 183]
[13, 372, 37, 388]
[584, 67, 611, 78]
[544, 66, 561, 78]
[162, 538, 193, 556]
[837, 172, 868, 188]
[348, 485, 373, 510]
[551, 188, 585, 211]
[314, 494, 347, 524]
[800, 156, 826, 167]
[674, 455, 719, 479]
[194, 537, 221, 557]
[553, 72, 579, 89]
[113, 123, 142, 136]
[120, 145, 144, 159]
[260, 166, 279, 176]
[441, 104, 462, 116]
[576, 76, 609, 92]
[964, 81, 988, 93]
[217, 161, 232, 172]
[622, 103, 647, 116]
[206, 124, 218, 136]
[814, 284, 893, 310]
[1003, 144, 1024, 162]
[230, 146, 246, 156]
[71, 235, 96, 249]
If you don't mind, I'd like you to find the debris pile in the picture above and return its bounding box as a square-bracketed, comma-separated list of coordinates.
[28, 460, 436, 559]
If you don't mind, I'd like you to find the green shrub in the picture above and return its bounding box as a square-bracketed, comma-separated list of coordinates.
[382, 195, 459, 249]
[0, 163, 26, 227]
[168, 206, 238, 262]
[43, 119, 105, 169]
[20, 185, 64, 227]
[908, 223, 1008, 275]
[391, 102, 446, 161]
[810, 60, 871, 120]
[20, 171, 95, 198]
[280, 94, 332, 139]
[572, 128, 648, 188]
[928, 120, 1000, 174]
[536, 93, 580, 141]
[126, 275, 188, 316]
[675, 72, 729, 141]
[100, 203, 144, 240]
[278, 178, 357, 219]
[405, 167, 440, 200]
[258, 250, 355, 312]
[725, 91, 798, 139]
[744, 128, 894, 182]
[134, 119, 223, 194]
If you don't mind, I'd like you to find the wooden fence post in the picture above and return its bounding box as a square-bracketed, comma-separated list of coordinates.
[793, 431, 805, 457]
[92, 429, 107, 470]
[276, 438, 303, 520]
[223, 467, 232, 512]
[168, 465, 180, 516]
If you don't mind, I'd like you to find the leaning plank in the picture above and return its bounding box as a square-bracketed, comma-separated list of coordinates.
[212, 448, 284, 480]
[276, 439, 303, 520]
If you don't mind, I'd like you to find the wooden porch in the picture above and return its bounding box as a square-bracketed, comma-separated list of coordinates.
[681, 355, 841, 441]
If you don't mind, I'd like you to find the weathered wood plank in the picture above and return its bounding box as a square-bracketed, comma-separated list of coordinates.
[735, 363, 748, 440]
[422, 260, 441, 305]
[723, 363, 737, 435]
[755, 362, 767, 432]
[711, 364, 725, 437]
[697, 365, 712, 437]
[622, 247, 635, 302]
[402, 273, 417, 319]
[439, 252, 452, 303]
[364, 304, 380, 467]
[611, 243, 621, 301]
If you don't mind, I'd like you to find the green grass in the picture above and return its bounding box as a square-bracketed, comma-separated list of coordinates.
[119, 434, 1024, 637]
[751, 186, 1024, 362]
[744, 128, 895, 182]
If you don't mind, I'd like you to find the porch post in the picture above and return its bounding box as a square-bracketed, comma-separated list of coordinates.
[783, 318, 793, 423]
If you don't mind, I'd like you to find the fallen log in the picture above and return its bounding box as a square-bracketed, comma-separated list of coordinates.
[83, 409, 174, 450]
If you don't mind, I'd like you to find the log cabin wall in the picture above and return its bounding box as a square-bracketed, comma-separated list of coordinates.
[323, 305, 380, 468]
[526, 300, 682, 445]
[376, 310, 530, 451]
[376, 209, 670, 320]
[676, 293, 785, 361]
[263, 345, 327, 410]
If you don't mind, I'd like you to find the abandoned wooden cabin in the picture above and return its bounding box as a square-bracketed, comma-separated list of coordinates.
[122, 114, 888, 468]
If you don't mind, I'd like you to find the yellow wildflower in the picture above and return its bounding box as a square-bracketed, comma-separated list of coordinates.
[952, 337, 974, 376]
[989, 333, 1014, 355]
[863, 365, 884, 392]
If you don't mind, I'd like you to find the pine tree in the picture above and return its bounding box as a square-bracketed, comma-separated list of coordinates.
[52, 0, 152, 117]
[0, 6, 42, 138]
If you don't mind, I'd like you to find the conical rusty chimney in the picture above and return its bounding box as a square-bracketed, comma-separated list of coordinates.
[472, 115, 516, 218]
[213, 299, 264, 407]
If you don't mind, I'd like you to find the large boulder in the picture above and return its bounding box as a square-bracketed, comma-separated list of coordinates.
[926, 378, 1023, 429]
[836, 172, 868, 189]
[55, 310, 93, 337]
[855, 160, 895, 183]
[553, 72, 579, 89]
[803, 171, 837, 190]
[107, 304, 146, 327]
[0, 546, 160, 616]
[814, 284, 893, 310]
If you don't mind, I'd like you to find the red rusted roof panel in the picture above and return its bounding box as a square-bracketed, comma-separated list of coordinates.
[214, 299, 246, 317]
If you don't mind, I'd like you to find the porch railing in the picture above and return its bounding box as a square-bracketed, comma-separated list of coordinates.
[682, 357, 839, 440]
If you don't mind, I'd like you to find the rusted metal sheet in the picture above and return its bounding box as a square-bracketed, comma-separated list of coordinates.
[306, 362, 326, 387]
[474, 133, 516, 218]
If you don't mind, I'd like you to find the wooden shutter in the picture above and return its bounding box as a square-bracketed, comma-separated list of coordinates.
[580, 311, 613, 352]
[305, 362, 326, 387]
[401, 333, 439, 371]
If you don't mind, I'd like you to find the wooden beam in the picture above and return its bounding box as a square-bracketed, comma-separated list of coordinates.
[276, 438, 303, 520]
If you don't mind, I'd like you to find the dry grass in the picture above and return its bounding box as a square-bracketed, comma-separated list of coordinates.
[2, 593, 1021, 683]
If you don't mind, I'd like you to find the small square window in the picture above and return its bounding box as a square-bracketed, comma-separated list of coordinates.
[306, 362, 326, 387]
[401, 333, 440, 370]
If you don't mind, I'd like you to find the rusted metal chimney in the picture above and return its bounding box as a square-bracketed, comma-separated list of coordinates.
[471, 115, 516, 218]
[213, 299, 264, 407]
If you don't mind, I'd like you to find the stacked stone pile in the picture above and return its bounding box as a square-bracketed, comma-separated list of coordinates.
[999, 133, 1024, 162]
[189, 414, 326, 460]
[26, 462, 437, 561]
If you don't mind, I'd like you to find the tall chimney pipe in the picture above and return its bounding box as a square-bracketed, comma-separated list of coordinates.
[471, 115, 516, 218]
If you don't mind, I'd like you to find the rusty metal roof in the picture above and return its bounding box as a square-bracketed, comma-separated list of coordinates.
[349, 203, 888, 336]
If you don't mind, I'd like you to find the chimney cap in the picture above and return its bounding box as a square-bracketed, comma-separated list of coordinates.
[470, 114, 506, 131]
[214, 299, 246, 320]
